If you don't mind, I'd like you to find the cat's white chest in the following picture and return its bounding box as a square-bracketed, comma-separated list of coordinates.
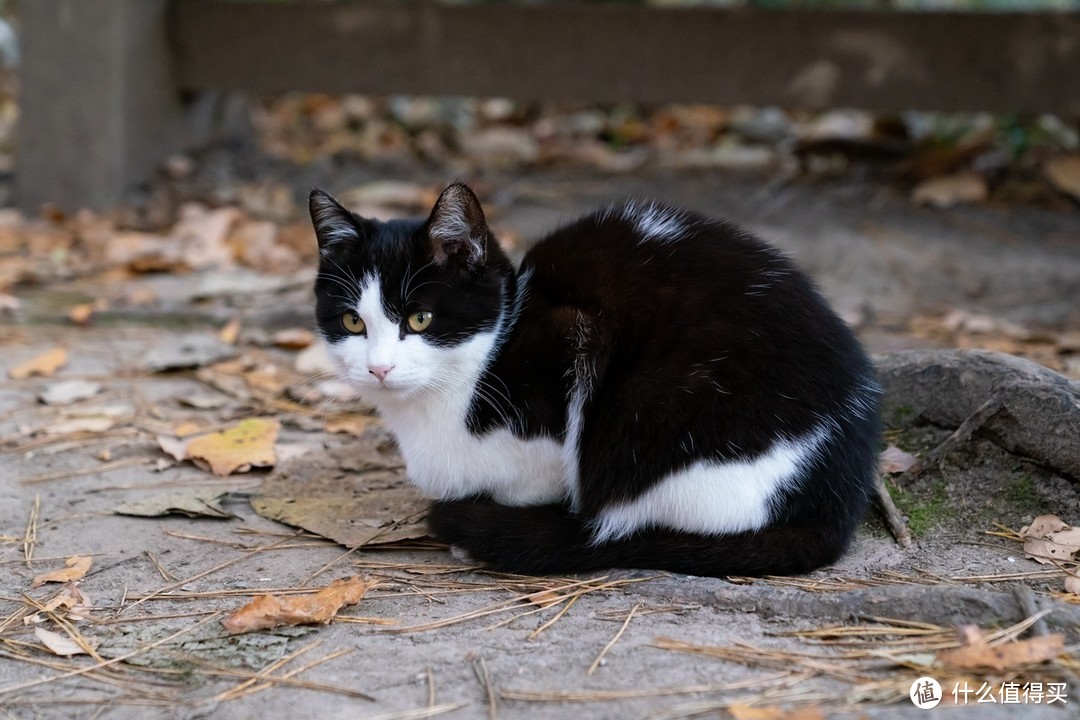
[378, 396, 566, 506]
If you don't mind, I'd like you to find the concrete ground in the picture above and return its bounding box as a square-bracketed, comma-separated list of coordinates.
[1, 167, 1078, 719]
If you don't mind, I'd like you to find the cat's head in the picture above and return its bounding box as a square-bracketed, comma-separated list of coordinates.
[310, 182, 513, 402]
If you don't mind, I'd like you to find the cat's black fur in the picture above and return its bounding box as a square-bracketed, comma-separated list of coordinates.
[311, 183, 882, 578]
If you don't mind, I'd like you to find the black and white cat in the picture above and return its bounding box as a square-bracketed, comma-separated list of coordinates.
[311, 182, 881, 577]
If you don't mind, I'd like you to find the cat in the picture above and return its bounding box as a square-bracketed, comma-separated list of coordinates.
[310, 182, 882, 578]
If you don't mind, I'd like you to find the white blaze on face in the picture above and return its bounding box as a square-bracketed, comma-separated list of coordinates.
[326, 276, 436, 396]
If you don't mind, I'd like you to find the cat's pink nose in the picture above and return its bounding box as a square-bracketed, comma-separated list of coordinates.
[368, 365, 394, 382]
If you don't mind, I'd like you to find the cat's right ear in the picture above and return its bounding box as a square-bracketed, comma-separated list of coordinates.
[309, 189, 361, 257]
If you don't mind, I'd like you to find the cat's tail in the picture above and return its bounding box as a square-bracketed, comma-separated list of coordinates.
[427, 499, 851, 577]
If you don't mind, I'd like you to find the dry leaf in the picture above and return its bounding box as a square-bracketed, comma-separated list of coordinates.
[186, 418, 279, 476]
[42, 582, 93, 615]
[218, 318, 242, 345]
[173, 421, 203, 438]
[114, 489, 231, 519]
[9, 347, 68, 379]
[729, 707, 824, 720]
[879, 445, 918, 474]
[221, 576, 378, 635]
[1020, 515, 1080, 565]
[68, 299, 108, 326]
[32, 556, 93, 587]
[34, 627, 90, 657]
[324, 413, 379, 436]
[43, 415, 116, 435]
[38, 380, 101, 406]
[1064, 574, 1080, 595]
[937, 626, 1063, 670]
[156, 434, 188, 462]
[271, 328, 314, 350]
[912, 171, 988, 209]
[1043, 154, 1080, 202]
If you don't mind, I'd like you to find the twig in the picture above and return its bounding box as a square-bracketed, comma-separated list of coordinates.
[473, 657, 496, 720]
[426, 666, 436, 708]
[587, 603, 638, 675]
[357, 704, 465, 720]
[23, 495, 39, 567]
[874, 476, 912, 547]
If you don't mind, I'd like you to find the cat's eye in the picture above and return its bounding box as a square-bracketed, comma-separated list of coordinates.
[341, 312, 366, 334]
[407, 311, 433, 333]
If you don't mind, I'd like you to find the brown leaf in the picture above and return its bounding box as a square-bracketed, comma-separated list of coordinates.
[185, 418, 279, 476]
[32, 556, 93, 588]
[1020, 515, 1080, 564]
[1021, 515, 1070, 537]
[1043, 154, 1080, 202]
[42, 582, 93, 614]
[324, 413, 379, 437]
[879, 445, 918, 474]
[9, 347, 68, 380]
[938, 633, 1063, 671]
[912, 171, 988, 209]
[221, 576, 379, 635]
[218, 318, 242, 345]
[271, 328, 314, 350]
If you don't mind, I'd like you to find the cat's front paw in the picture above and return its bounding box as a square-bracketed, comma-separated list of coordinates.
[449, 545, 476, 564]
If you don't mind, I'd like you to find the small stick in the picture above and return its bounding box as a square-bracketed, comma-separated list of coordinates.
[23, 495, 39, 567]
[426, 665, 436, 707]
[874, 476, 912, 547]
[474, 657, 497, 720]
[588, 604, 639, 675]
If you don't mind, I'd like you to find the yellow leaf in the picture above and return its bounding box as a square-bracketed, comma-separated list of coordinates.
[222, 576, 378, 635]
[218, 318, 241, 345]
[185, 418, 279, 476]
[324, 413, 379, 437]
[31, 556, 92, 588]
[9, 347, 68, 380]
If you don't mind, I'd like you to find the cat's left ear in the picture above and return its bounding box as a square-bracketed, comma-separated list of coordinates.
[309, 189, 362, 257]
[426, 183, 488, 268]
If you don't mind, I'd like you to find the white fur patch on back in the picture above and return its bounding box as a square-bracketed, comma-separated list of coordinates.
[623, 201, 689, 245]
[591, 427, 830, 543]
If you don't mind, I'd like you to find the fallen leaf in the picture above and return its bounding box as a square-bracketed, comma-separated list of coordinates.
[252, 468, 426, 548]
[271, 328, 314, 350]
[1021, 515, 1070, 537]
[879, 445, 918, 474]
[43, 416, 116, 435]
[173, 421, 203, 438]
[1020, 515, 1080, 565]
[1065, 574, 1080, 595]
[324, 413, 379, 437]
[114, 489, 231, 519]
[1043, 154, 1080, 202]
[221, 576, 379, 635]
[32, 556, 93, 588]
[42, 582, 93, 615]
[178, 394, 228, 410]
[142, 333, 240, 372]
[156, 434, 188, 462]
[9, 347, 68, 380]
[185, 418, 280, 476]
[937, 626, 1063, 671]
[68, 299, 108, 326]
[218, 318, 242, 345]
[912, 171, 988, 209]
[34, 627, 90, 656]
[38, 380, 102, 406]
